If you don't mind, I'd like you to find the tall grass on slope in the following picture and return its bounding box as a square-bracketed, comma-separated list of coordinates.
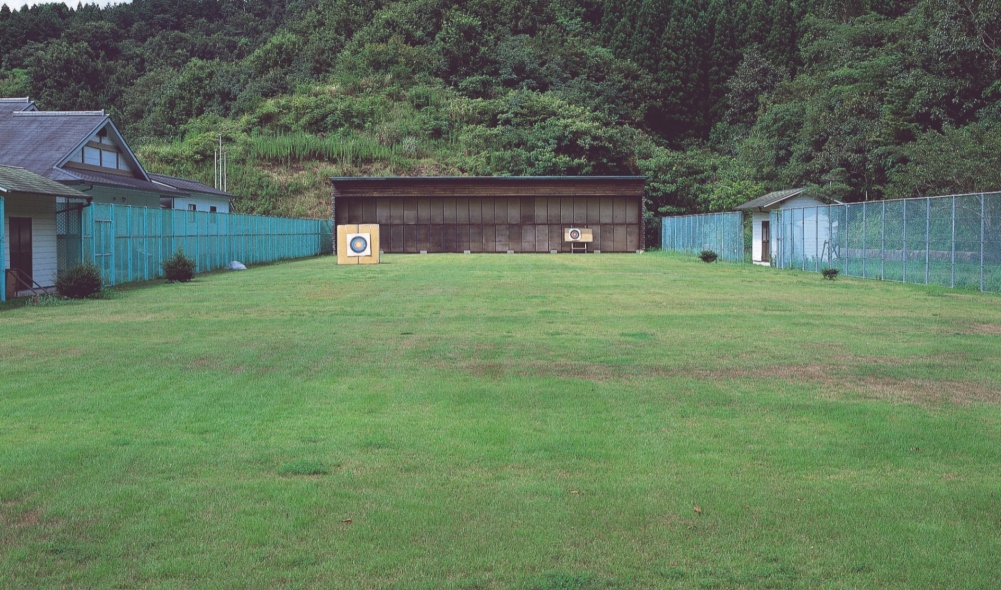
[253, 132, 414, 167]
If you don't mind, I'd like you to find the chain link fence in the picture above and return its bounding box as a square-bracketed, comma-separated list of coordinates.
[57, 203, 333, 287]
[661, 212, 745, 262]
[770, 192, 1001, 293]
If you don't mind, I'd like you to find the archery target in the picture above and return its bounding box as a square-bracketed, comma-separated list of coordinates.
[569, 229, 581, 240]
[347, 233, 371, 257]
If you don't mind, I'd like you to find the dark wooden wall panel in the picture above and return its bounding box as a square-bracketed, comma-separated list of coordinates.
[495, 224, 509, 252]
[599, 224, 614, 251]
[404, 225, 417, 253]
[377, 199, 391, 224]
[549, 226, 562, 253]
[482, 225, 495, 252]
[482, 198, 495, 223]
[417, 225, 430, 251]
[334, 194, 642, 254]
[600, 198, 613, 223]
[469, 198, 482, 224]
[547, 197, 561, 224]
[613, 198, 627, 223]
[560, 197, 573, 223]
[417, 198, 431, 224]
[390, 198, 404, 224]
[390, 225, 404, 251]
[469, 225, 483, 252]
[534, 198, 547, 224]
[536, 225, 549, 251]
[573, 197, 587, 224]
[509, 225, 522, 251]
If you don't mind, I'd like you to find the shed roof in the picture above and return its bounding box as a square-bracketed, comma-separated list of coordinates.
[0, 110, 109, 174]
[0, 165, 89, 198]
[734, 188, 808, 210]
[330, 176, 647, 198]
[149, 173, 233, 198]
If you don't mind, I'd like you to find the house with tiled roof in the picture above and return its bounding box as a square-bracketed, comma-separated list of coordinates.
[0, 97, 234, 294]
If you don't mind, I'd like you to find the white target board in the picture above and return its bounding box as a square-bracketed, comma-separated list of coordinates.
[346, 233, 372, 257]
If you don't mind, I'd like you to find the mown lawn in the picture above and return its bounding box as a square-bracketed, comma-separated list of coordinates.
[2, 252, 1000, 589]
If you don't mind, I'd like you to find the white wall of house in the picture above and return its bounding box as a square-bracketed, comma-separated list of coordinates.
[751, 211, 769, 264]
[3, 194, 58, 288]
[173, 196, 231, 213]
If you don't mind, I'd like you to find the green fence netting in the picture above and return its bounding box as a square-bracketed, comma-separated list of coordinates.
[770, 192, 1001, 293]
[661, 212, 745, 262]
[58, 203, 333, 287]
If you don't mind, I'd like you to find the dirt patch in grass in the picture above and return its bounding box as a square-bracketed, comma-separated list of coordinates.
[450, 357, 998, 406]
[959, 323, 1001, 336]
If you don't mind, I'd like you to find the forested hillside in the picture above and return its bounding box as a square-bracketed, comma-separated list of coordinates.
[2, 0, 998, 227]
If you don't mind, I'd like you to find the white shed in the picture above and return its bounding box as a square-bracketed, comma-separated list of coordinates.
[735, 188, 836, 266]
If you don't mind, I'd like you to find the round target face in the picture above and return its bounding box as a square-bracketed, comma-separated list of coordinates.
[350, 236, 369, 253]
[569, 229, 581, 240]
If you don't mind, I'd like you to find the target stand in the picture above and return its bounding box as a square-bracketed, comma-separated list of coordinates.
[337, 224, 381, 265]
[564, 227, 594, 253]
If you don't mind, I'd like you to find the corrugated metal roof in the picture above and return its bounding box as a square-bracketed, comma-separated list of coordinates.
[734, 188, 807, 210]
[0, 165, 89, 198]
[149, 173, 233, 197]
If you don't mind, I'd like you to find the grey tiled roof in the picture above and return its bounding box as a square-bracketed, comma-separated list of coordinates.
[0, 98, 36, 113]
[734, 188, 807, 210]
[149, 173, 233, 197]
[0, 165, 89, 198]
[62, 168, 186, 195]
[0, 111, 108, 176]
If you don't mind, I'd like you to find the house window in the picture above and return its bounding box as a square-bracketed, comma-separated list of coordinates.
[188, 204, 197, 212]
[210, 206, 217, 213]
[100, 150, 118, 169]
[83, 146, 101, 166]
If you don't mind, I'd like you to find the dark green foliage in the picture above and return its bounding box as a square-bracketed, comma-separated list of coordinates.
[162, 250, 196, 282]
[55, 262, 103, 299]
[3, 0, 999, 225]
[700, 250, 719, 263]
[822, 268, 840, 280]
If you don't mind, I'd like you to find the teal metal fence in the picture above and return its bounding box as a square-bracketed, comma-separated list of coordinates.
[661, 212, 745, 262]
[770, 191, 1001, 293]
[59, 203, 332, 287]
[0, 197, 5, 301]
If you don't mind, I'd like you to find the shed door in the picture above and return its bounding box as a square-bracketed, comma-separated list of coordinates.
[9, 217, 32, 282]
[761, 220, 770, 263]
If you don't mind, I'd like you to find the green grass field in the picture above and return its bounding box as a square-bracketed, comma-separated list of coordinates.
[2, 253, 1000, 589]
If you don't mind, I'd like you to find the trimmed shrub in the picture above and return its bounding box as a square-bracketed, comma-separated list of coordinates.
[822, 268, 840, 280]
[162, 250, 196, 282]
[55, 262, 103, 299]
[699, 250, 719, 263]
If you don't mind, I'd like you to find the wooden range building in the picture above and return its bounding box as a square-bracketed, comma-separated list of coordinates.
[330, 176, 646, 253]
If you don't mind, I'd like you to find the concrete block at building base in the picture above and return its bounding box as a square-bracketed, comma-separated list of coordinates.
[550, 250, 558, 254]
[420, 250, 428, 254]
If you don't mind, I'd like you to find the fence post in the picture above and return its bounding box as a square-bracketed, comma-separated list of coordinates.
[902, 200, 907, 283]
[880, 201, 885, 281]
[981, 193, 986, 292]
[126, 206, 133, 283]
[109, 205, 117, 286]
[862, 202, 867, 279]
[951, 196, 956, 289]
[925, 198, 930, 284]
